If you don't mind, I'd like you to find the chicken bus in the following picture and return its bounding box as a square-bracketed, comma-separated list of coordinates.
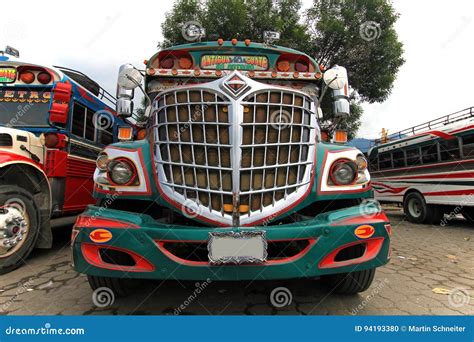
[368, 107, 474, 224]
[0, 56, 129, 273]
[71, 39, 392, 296]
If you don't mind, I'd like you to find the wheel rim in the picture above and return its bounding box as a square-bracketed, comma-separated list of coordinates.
[408, 198, 422, 218]
[0, 203, 30, 258]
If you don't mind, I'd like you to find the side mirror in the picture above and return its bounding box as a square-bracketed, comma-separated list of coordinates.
[117, 64, 143, 90]
[117, 98, 134, 118]
[323, 65, 348, 90]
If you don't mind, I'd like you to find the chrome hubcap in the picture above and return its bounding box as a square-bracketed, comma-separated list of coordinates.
[0, 206, 28, 257]
[408, 199, 422, 218]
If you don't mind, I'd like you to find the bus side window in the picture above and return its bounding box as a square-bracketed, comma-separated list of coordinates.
[98, 124, 114, 145]
[71, 102, 86, 138]
[369, 154, 378, 171]
[85, 109, 96, 141]
[406, 147, 421, 165]
[439, 138, 460, 161]
[421, 143, 438, 164]
[461, 133, 474, 159]
[379, 152, 392, 169]
[392, 149, 406, 168]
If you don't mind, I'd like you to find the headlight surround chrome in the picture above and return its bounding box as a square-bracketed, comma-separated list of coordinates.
[356, 154, 368, 171]
[96, 152, 109, 171]
[329, 159, 358, 185]
[107, 158, 137, 186]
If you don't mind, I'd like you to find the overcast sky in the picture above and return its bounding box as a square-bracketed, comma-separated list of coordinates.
[1, 0, 473, 139]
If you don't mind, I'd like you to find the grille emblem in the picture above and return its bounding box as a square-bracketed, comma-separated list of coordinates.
[222, 72, 248, 98]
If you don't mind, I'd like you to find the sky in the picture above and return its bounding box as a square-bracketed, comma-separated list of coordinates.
[1, 0, 473, 140]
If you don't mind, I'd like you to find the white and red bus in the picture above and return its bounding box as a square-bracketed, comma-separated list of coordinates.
[0, 57, 130, 273]
[368, 107, 474, 224]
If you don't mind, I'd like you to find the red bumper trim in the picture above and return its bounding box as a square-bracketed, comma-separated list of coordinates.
[318, 237, 385, 269]
[81, 243, 155, 272]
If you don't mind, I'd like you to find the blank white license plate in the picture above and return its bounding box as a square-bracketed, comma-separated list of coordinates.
[208, 231, 267, 264]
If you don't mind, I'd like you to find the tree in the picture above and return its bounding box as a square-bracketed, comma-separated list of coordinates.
[159, 0, 405, 139]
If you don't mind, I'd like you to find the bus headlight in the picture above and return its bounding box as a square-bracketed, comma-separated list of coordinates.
[356, 155, 368, 171]
[96, 152, 109, 171]
[107, 158, 137, 185]
[330, 159, 357, 185]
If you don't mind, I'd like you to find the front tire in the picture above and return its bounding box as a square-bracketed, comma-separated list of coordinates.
[0, 185, 41, 274]
[324, 268, 376, 294]
[404, 192, 428, 223]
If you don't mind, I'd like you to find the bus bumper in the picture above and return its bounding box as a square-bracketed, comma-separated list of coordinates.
[72, 203, 391, 281]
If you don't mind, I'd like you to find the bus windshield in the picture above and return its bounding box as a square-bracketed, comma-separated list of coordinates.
[0, 88, 51, 127]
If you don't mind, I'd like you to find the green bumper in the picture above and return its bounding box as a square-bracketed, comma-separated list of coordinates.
[72, 203, 391, 281]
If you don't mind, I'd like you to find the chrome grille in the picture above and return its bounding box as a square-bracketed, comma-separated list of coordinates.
[153, 89, 233, 215]
[240, 90, 314, 214]
[152, 72, 317, 226]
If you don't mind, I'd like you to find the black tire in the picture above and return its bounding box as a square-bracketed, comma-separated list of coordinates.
[426, 205, 444, 225]
[461, 208, 474, 223]
[403, 192, 428, 223]
[324, 268, 376, 295]
[0, 185, 41, 274]
[87, 275, 138, 297]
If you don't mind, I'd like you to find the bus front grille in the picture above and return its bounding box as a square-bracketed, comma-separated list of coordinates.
[152, 72, 317, 226]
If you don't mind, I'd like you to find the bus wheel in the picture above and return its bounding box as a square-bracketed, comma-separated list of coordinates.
[461, 208, 474, 223]
[404, 192, 428, 223]
[323, 268, 376, 295]
[87, 275, 139, 298]
[0, 185, 41, 274]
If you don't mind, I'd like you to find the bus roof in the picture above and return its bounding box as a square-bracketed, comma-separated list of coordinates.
[146, 40, 322, 80]
[368, 106, 474, 155]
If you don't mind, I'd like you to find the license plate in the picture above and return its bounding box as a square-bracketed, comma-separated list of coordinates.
[208, 231, 267, 264]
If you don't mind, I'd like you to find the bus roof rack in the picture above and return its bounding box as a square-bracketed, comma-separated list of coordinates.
[54, 66, 116, 107]
[375, 106, 474, 145]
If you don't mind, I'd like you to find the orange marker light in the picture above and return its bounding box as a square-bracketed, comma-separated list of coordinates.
[334, 130, 348, 143]
[89, 229, 113, 243]
[223, 204, 233, 213]
[354, 225, 375, 239]
[136, 129, 147, 140]
[118, 126, 133, 141]
[179, 57, 193, 69]
[244, 39, 251, 46]
[148, 68, 156, 75]
[217, 38, 224, 45]
[231, 38, 238, 45]
[194, 69, 201, 76]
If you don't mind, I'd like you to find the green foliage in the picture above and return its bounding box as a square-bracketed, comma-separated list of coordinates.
[159, 0, 405, 138]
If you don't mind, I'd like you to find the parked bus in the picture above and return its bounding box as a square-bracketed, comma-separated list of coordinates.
[368, 107, 474, 224]
[72, 39, 391, 296]
[0, 58, 129, 273]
